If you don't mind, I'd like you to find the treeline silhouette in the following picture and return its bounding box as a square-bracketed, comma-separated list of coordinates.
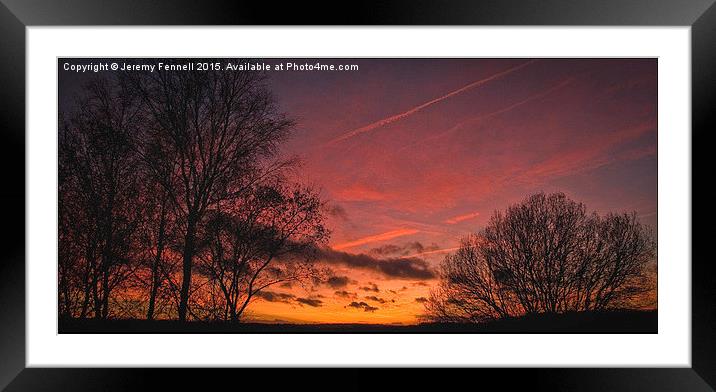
[59, 61, 329, 322]
[424, 192, 656, 323]
[60, 310, 656, 334]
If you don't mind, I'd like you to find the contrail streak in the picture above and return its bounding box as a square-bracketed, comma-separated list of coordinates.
[399, 76, 574, 151]
[324, 60, 536, 146]
[333, 228, 420, 251]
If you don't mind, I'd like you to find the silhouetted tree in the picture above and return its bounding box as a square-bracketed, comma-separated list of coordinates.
[58, 136, 85, 317]
[133, 178, 177, 320]
[425, 192, 655, 323]
[195, 183, 329, 321]
[58, 78, 143, 319]
[124, 62, 295, 321]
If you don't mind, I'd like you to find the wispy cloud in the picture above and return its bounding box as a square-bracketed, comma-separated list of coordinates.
[403, 246, 461, 259]
[400, 77, 575, 152]
[370, 241, 439, 256]
[333, 228, 419, 250]
[296, 298, 324, 307]
[512, 121, 656, 184]
[445, 211, 480, 224]
[325, 60, 536, 146]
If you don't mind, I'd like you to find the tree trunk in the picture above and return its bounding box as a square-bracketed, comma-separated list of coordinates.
[79, 241, 97, 319]
[147, 196, 168, 320]
[58, 264, 70, 317]
[99, 216, 114, 320]
[178, 216, 197, 322]
[91, 272, 100, 319]
[229, 301, 238, 322]
[101, 267, 110, 319]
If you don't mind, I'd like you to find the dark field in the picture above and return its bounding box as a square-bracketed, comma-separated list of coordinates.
[59, 310, 657, 334]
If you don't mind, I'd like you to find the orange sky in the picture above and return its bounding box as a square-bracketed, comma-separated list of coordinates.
[232, 59, 658, 324]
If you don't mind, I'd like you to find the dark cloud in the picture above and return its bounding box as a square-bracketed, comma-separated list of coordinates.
[415, 297, 429, 303]
[255, 291, 296, 304]
[347, 301, 379, 312]
[334, 290, 357, 299]
[359, 282, 380, 292]
[370, 244, 403, 256]
[258, 291, 325, 308]
[326, 275, 351, 289]
[296, 297, 323, 307]
[364, 295, 387, 304]
[411, 281, 430, 287]
[418, 243, 441, 253]
[317, 247, 436, 280]
[370, 241, 440, 256]
[388, 286, 408, 294]
[326, 204, 349, 221]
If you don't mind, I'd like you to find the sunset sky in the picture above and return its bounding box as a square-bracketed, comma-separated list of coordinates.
[60, 58, 657, 324]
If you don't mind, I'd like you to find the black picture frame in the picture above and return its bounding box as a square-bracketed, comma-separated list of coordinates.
[1, 0, 713, 390]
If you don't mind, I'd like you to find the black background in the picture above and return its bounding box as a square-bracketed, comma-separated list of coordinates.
[0, 0, 714, 390]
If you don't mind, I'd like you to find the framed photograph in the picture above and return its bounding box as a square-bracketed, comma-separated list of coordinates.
[1, 0, 713, 390]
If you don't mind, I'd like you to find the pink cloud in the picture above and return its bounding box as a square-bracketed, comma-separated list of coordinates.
[445, 211, 481, 224]
[333, 228, 420, 250]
